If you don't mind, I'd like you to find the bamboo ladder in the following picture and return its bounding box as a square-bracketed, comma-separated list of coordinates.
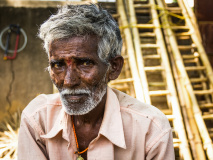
[157, 0, 213, 159]
[109, 0, 145, 102]
[125, 0, 192, 159]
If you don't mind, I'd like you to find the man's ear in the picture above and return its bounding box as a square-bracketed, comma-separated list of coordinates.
[108, 55, 124, 81]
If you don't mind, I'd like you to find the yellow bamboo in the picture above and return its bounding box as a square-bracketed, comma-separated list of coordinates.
[149, 90, 170, 96]
[128, 0, 151, 104]
[177, 0, 213, 159]
[180, 0, 202, 42]
[203, 114, 213, 120]
[171, 52, 200, 159]
[177, 0, 213, 90]
[156, 0, 207, 159]
[109, 78, 134, 85]
[200, 103, 213, 109]
[149, 0, 192, 159]
[117, 0, 145, 102]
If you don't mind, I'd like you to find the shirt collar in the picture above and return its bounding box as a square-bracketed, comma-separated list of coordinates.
[40, 87, 126, 149]
[40, 95, 71, 142]
[99, 87, 126, 149]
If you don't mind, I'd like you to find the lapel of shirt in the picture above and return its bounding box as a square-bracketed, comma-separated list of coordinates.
[40, 96, 71, 143]
[99, 87, 126, 149]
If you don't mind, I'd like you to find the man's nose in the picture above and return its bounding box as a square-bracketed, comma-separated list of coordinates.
[63, 65, 80, 88]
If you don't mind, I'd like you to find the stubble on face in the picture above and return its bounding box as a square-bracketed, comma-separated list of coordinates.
[57, 71, 108, 115]
[48, 35, 110, 116]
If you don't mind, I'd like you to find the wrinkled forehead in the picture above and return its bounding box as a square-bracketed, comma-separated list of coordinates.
[48, 35, 102, 61]
[50, 34, 99, 46]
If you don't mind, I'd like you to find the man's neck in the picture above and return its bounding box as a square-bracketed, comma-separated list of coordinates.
[73, 93, 107, 127]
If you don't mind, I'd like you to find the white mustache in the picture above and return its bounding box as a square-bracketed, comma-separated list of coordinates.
[60, 88, 91, 95]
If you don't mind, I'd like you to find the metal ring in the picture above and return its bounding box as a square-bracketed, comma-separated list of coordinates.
[0, 26, 28, 53]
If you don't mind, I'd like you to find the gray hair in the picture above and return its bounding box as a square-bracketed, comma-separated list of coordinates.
[38, 4, 122, 63]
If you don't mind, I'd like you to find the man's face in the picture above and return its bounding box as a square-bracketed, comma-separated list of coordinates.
[48, 35, 109, 115]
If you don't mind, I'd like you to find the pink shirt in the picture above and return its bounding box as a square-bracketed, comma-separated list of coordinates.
[18, 87, 175, 160]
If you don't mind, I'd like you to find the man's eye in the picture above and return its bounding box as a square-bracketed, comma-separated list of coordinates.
[82, 60, 93, 66]
[51, 62, 64, 69]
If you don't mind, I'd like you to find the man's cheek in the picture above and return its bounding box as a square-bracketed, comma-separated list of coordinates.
[83, 73, 102, 86]
[50, 71, 64, 87]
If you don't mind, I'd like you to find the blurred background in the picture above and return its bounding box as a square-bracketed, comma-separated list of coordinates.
[0, 0, 213, 159]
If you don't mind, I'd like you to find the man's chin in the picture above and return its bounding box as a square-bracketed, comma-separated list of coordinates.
[61, 102, 95, 115]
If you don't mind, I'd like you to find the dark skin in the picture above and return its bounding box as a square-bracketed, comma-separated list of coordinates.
[49, 35, 124, 160]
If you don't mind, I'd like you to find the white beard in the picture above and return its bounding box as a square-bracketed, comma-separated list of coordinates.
[58, 73, 108, 115]
[59, 85, 107, 115]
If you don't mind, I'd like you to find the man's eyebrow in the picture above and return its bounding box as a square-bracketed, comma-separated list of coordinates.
[49, 59, 64, 64]
[73, 57, 94, 61]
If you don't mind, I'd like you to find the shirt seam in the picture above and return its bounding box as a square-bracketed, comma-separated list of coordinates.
[22, 111, 45, 142]
[27, 103, 61, 117]
[120, 107, 165, 131]
[145, 128, 171, 154]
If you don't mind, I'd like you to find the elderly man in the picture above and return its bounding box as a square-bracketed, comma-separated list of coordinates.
[18, 4, 174, 160]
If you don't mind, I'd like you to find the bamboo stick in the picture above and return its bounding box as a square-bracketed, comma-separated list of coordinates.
[178, 45, 197, 50]
[109, 78, 133, 85]
[148, 82, 166, 86]
[135, 10, 150, 14]
[185, 66, 206, 71]
[149, 0, 192, 159]
[173, 143, 180, 148]
[144, 66, 163, 71]
[177, 0, 213, 90]
[166, 115, 175, 120]
[112, 14, 120, 19]
[149, 90, 170, 96]
[161, 109, 173, 115]
[194, 89, 213, 95]
[140, 32, 156, 37]
[182, 54, 199, 59]
[179, 0, 213, 124]
[140, 44, 159, 48]
[200, 103, 213, 109]
[184, 59, 198, 63]
[157, 0, 207, 159]
[135, 24, 155, 28]
[190, 77, 208, 83]
[173, 138, 181, 143]
[195, 60, 212, 105]
[166, 7, 182, 13]
[122, 43, 135, 97]
[134, 4, 151, 8]
[172, 57, 200, 159]
[91, 0, 97, 3]
[202, 114, 213, 120]
[175, 31, 191, 36]
[127, 0, 151, 104]
[192, 84, 203, 89]
[181, 0, 202, 42]
[143, 54, 161, 59]
[171, 26, 189, 30]
[117, 0, 145, 102]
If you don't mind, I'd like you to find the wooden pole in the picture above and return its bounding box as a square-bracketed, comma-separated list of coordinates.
[149, 0, 192, 159]
[181, 0, 202, 42]
[156, 0, 207, 159]
[177, 0, 213, 159]
[117, 0, 145, 102]
[178, 0, 213, 89]
[128, 0, 151, 104]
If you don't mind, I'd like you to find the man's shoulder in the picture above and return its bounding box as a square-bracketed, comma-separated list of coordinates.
[112, 88, 170, 130]
[22, 93, 61, 116]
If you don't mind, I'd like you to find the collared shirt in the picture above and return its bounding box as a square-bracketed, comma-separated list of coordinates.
[18, 87, 175, 160]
